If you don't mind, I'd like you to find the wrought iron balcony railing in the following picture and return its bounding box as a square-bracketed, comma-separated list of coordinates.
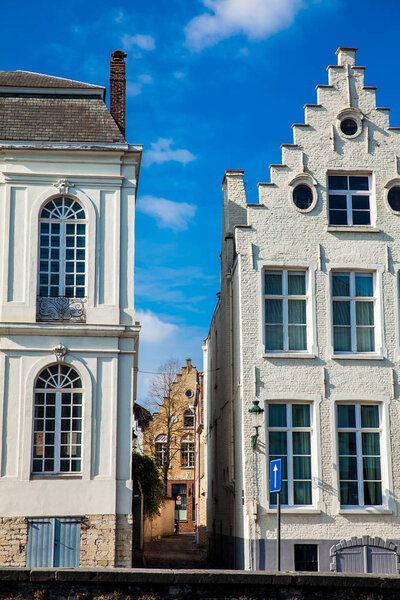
[36, 296, 87, 322]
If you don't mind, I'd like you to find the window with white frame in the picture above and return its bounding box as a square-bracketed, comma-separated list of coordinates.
[154, 434, 167, 467]
[180, 435, 194, 468]
[32, 364, 83, 475]
[331, 271, 375, 353]
[337, 404, 382, 507]
[328, 174, 371, 226]
[268, 403, 312, 506]
[264, 270, 308, 352]
[38, 197, 86, 299]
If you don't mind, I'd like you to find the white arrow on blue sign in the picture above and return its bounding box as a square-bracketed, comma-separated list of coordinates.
[270, 458, 282, 493]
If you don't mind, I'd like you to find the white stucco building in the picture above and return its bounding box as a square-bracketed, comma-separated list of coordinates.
[0, 51, 141, 567]
[204, 47, 400, 573]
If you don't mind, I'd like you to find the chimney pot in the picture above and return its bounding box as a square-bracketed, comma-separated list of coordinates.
[110, 49, 127, 137]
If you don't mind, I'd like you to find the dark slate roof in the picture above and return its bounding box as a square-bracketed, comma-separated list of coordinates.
[0, 70, 126, 144]
[0, 70, 103, 90]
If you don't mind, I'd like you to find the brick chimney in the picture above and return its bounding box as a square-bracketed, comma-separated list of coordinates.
[110, 49, 127, 136]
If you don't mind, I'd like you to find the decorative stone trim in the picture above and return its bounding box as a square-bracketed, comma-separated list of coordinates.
[329, 536, 400, 573]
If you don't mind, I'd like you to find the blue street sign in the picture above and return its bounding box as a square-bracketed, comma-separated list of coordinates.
[270, 458, 282, 493]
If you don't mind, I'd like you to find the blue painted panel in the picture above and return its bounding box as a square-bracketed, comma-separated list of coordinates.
[26, 518, 54, 567]
[54, 518, 81, 567]
[270, 458, 282, 493]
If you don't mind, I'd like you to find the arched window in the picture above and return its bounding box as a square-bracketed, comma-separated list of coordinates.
[183, 409, 194, 428]
[32, 364, 83, 474]
[38, 197, 86, 299]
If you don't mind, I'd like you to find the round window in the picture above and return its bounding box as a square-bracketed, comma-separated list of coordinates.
[340, 118, 358, 136]
[388, 186, 400, 212]
[185, 389, 193, 398]
[293, 184, 313, 210]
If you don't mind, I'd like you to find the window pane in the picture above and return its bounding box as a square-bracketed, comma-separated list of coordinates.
[269, 431, 287, 454]
[355, 274, 373, 297]
[340, 481, 359, 505]
[329, 209, 348, 225]
[339, 432, 356, 455]
[265, 325, 283, 350]
[332, 273, 350, 297]
[269, 404, 286, 427]
[339, 456, 358, 480]
[294, 481, 311, 505]
[356, 327, 374, 352]
[292, 432, 310, 454]
[265, 272, 282, 295]
[355, 302, 374, 325]
[292, 405, 310, 427]
[334, 327, 351, 351]
[293, 456, 311, 479]
[364, 482, 382, 505]
[361, 405, 379, 428]
[337, 405, 356, 428]
[362, 432, 380, 455]
[363, 457, 381, 480]
[352, 195, 369, 209]
[288, 325, 306, 350]
[352, 210, 371, 225]
[288, 299, 306, 324]
[265, 299, 282, 323]
[329, 194, 347, 209]
[294, 545, 318, 572]
[288, 272, 305, 295]
[328, 175, 348, 190]
[333, 301, 350, 325]
[349, 176, 369, 191]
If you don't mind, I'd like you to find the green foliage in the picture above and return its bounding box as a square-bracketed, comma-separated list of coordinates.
[132, 452, 164, 517]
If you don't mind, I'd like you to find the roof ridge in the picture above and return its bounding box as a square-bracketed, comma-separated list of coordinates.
[0, 70, 103, 90]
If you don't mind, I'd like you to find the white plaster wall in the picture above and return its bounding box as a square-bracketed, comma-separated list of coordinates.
[208, 48, 400, 567]
[0, 145, 140, 520]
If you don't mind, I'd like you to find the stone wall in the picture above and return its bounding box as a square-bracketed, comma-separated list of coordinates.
[1, 570, 400, 600]
[0, 517, 26, 567]
[116, 514, 133, 567]
[80, 514, 116, 568]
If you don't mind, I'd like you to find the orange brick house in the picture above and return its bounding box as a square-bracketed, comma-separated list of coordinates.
[144, 359, 198, 533]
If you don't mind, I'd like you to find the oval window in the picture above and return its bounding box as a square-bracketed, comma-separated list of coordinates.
[293, 184, 313, 210]
[340, 118, 358, 136]
[388, 186, 400, 212]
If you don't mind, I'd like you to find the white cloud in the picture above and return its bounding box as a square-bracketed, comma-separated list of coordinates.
[184, 0, 303, 51]
[138, 73, 153, 84]
[173, 71, 186, 80]
[136, 310, 178, 343]
[122, 33, 156, 51]
[143, 138, 196, 167]
[137, 196, 197, 231]
[126, 74, 153, 97]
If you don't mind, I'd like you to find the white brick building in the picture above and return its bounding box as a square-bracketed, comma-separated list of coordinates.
[0, 51, 141, 567]
[204, 47, 400, 573]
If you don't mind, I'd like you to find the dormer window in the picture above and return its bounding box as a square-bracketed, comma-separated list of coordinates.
[328, 175, 371, 226]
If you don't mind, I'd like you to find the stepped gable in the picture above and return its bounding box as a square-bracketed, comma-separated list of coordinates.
[0, 70, 126, 144]
[245, 46, 400, 221]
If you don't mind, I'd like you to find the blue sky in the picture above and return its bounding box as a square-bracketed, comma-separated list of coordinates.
[3, 0, 400, 403]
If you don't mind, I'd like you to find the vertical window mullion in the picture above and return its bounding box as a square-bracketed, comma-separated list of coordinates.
[60, 222, 66, 297]
[283, 297, 288, 351]
[54, 391, 61, 474]
[287, 405, 293, 505]
[347, 190, 352, 225]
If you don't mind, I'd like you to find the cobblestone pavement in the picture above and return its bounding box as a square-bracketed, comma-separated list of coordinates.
[143, 533, 214, 569]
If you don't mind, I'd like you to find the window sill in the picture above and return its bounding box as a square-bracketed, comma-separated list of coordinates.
[263, 352, 316, 359]
[31, 474, 82, 480]
[339, 507, 392, 515]
[180, 466, 194, 470]
[327, 226, 380, 233]
[264, 507, 322, 515]
[331, 353, 384, 361]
